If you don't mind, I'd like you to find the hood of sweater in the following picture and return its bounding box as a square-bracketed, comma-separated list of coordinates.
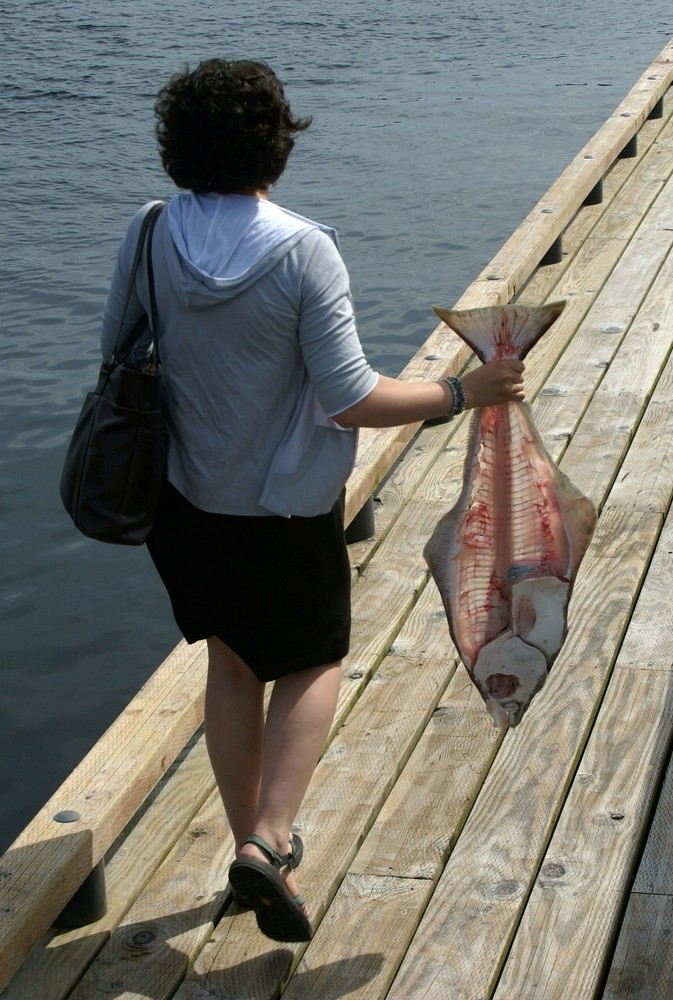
[163, 191, 338, 308]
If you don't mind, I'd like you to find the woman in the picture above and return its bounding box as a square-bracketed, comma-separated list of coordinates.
[101, 59, 524, 944]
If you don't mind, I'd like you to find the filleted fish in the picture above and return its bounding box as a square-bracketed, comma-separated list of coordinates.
[424, 301, 596, 728]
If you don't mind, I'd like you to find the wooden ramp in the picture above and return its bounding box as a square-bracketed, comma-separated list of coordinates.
[2, 38, 673, 1000]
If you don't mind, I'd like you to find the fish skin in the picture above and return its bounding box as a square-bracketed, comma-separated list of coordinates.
[424, 302, 596, 729]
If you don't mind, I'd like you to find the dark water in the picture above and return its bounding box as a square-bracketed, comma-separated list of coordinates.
[1, 0, 671, 853]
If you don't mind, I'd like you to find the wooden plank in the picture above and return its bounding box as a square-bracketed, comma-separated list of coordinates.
[493, 665, 673, 1000]
[591, 126, 673, 240]
[605, 755, 673, 1000]
[281, 874, 428, 1000]
[528, 225, 673, 462]
[559, 226, 673, 512]
[0, 640, 207, 992]
[63, 788, 233, 1000]
[384, 508, 662, 1000]
[599, 505, 673, 1000]
[1, 734, 214, 1000]
[497, 492, 673, 999]
[349, 662, 502, 881]
[605, 340, 673, 515]
[346, 419, 455, 575]
[602, 892, 673, 1000]
[608, 497, 673, 680]
[336, 483, 457, 726]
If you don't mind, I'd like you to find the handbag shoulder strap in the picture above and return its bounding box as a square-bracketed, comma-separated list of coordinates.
[113, 202, 164, 363]
[146, 214, 160, 363]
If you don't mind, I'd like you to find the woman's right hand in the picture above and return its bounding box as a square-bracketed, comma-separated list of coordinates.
[461, 360, 525, 410]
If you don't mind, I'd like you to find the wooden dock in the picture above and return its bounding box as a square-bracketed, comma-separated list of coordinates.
[2, 38, 673, 1000]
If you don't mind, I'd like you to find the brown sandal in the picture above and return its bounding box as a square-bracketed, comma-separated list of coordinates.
[228, 834, 312, 942]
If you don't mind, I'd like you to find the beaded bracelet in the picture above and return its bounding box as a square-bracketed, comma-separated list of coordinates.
[442, 375, 466, 416]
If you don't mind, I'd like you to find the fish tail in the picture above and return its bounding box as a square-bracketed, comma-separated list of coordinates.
[433, 300, 566, 362]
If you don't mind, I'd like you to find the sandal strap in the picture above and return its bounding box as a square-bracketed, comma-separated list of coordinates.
[245, 833, 302, 871]
[288, 833, 303, 871]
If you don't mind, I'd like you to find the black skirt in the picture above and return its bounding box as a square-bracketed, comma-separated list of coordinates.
[146, 480, 351, 681]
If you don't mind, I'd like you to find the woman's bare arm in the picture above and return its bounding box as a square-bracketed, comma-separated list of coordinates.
[332, 360, 525, 429]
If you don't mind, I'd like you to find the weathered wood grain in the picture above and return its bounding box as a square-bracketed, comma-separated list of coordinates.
[0, 640, 207, 992]
[605, 342, 673, 515]
[499, 495, 673, 999]
[65, 788, 233, 1000]
[282, 875, 426, 1000]
[606, 755, 673, 999]
[350, 659, 502, 881]
[1, 735, 214, 1000]
[599, 504, 673, 1000]
[608, 498, 673, 680]
[494, 666, 673, 1000]
[602, 892, 673, 1000]
[560, 226, 673, 512]
[334, 492, 449, 724]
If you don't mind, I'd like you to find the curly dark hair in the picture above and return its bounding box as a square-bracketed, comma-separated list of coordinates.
[154, 59, 312, 194]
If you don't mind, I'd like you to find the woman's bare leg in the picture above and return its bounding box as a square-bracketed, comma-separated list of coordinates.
[204, 637, 265, 849]
[205, 636, 342, 899]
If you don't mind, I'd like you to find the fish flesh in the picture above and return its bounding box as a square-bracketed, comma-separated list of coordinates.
[424, 302, 596, 728]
